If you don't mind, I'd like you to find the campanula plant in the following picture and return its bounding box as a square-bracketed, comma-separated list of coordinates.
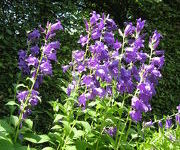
[0, 11, 179, 150]
[46, 12, 179, 150]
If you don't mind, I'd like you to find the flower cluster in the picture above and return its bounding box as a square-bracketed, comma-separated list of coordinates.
[17, 21, 63, 120]
[63, 12, 165, 122]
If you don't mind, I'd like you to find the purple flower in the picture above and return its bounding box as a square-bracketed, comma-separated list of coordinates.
[151, 56, 164, 69]
[18, 50, 30, 74]
[77, 63, 86, 73]
[130, 110, 142, 122]
[50, 20, 63, 32]
[177, 104, 180, 113]
[28, 29, 40, 41]
[26, 56, 39, 67]
[106, 18, 117, 31]
[91, 30, 101, 40]
[165, 118, 172, 129]
[90, 11, 100, 25]
[143, 120, 153, 128]
[93, 87, 106, 98]
[131, 96, 148, 112]
[17, 91, 29, 103]
[78, 35, 88, 47]
[105, 127, 117, 137]
[22, 109, 32, 120]
[176, 114, 180, 125]
[73, 50, 85, 62]
[124, 23, 134, 36]
[136, 18, 145, 34]
[82, 75, 93, 87]
[95, 66, 108, 81]
[62, 65, 70, 73]
[154, 50, 164, 56]
[78, 94, 87, 107]
[158, 121, 163, 128]
[43, 41, 60, 61]
[104, 32, 114, 45]
[149, 30, 162, 49]
[30, 45, 39, 55]
[113, 40, 121, 50]
[40, 60, 52, 75]
[29, 90, 39, 106]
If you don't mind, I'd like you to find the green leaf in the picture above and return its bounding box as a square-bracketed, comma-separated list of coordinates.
[73, 130, 85, 139]
[0, 139, 14, 150]
[24, 119, 33, 129]
[0, 119, 14, 134]
[76, 121, 91, 133]
[66, 145, 77, 150]
[24, 133, 50, 144]
[62, 121, 71, 135]
[51, 125, 62, 130]
[10, 115, 19, 127]
[54, 114, 64, 123]
[42, 147, 55, 150]
[6, 101, 18, 106]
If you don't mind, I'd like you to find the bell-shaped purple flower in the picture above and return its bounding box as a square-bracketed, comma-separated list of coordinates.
[73, 50, 85, 62]
[30, 45, 39, 55]
[28, 29, 40, 41]
[78, 35, 88, 47]
[78, 94, 87, 107]
[40, 60, 52, 75]
[165, 118, 172, 129]
[124, 23, 134, 36]
[136, 18, 145, 34]
[130, 110, 142, 122]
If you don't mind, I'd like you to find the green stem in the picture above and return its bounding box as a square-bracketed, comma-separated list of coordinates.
[61, 111, 80, 150]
